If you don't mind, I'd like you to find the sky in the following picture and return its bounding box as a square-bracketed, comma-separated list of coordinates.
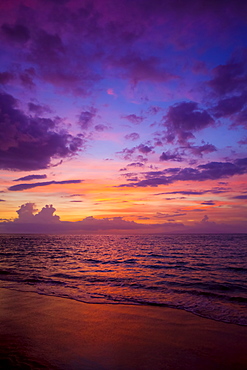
[0, 0, 247, 233]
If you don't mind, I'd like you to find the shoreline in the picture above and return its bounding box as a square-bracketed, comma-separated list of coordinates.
[1, 285, 246, 328]
[0, 288, 247, 369]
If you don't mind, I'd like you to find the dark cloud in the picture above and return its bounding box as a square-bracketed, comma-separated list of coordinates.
[155, 187, 230, 196]
[124, 132, 140, 141]
[0, 199, 5, 202]
[212, 94, 247, 118]
[122, 114, 145, 125]
[94, 124, 108, 131]
[0, 71, 14, 85]
[117, 147, 136, 161]
[78, 108, 97, 130]
[8, 180, 82, 191]
[159, 150, 182, 162]
[208, 52, 247, 128]
[208, 57, 247, 97]
[28, 102, 52, 116]
[187, 144, 217, 157]
[14, 174, 47, 182]
[19, 68, 36, 88]
[201, 201, 215, 205]
[118, 158, 247, 187]
[232, 194, 247, 199]
[127, 162, 144, 168]
[233, 107, 247, 129]
[154, 212, 186, 219]
[112, 54, 177, 85]
[1, 23, 30, 43]
[0, 92, 84, 171]
[163, 101, 214, 144]
[137, 144, 153, 154]
[146, 106, 162, 115]
[238, 137, 247, 145]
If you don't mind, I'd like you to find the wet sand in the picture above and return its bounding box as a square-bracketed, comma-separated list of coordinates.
[0, 288, 246, 369]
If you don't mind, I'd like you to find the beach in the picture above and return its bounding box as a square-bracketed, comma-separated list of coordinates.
[0, 288, 246, 370]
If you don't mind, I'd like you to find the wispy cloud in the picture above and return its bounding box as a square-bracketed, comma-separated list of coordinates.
[9, 180, 82, 191]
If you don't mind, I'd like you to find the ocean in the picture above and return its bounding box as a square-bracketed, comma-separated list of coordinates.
[0, 233, 246, 326]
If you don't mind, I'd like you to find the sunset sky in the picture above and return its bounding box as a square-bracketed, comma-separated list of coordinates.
[0, 0, 247, 233]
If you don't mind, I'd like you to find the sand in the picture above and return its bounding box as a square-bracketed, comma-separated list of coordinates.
[0, 288, 246, 370]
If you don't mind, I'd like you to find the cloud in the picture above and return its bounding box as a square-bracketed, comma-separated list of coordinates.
[127, 162, 144, 168]
[78, 108, 97, 130]
[122, 114, 145, 124]
[187, 144, 217, 157]
[208, 55, 247, 97]
[28, 102, 52, 116]
[14, 174, 47, 182]
[8, 180, 82, 191]
[163, 101, 214, 144]
[154, 212, 187, 219]
[238, 137, 247, 145]
[124, 132, 140, 141]
[94, 124, 108, 131]
[0, 71, 14, 85]
[155, 187, 230, 196]
[201, 201, 215, 205]
[212, 94, 247, 118]
[137, 144, 153, 154]
[111, 54, 177, 85]
[118, 158, 247, 187]
[0, 92, 84, 171]
[1, 202, 246, 234]
[208, 52, 247, 128]
[1, 23, 30, 43]
[232, 194, 247, 199]
[159, 150, 182, 162]
[0, 202, 185, 233]
[16, 203, 60, 223]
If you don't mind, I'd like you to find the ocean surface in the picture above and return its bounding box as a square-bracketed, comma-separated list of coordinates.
[0, 234, 246, 326]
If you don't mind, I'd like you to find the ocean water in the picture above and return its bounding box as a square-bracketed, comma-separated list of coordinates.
[0, 234, 246, 326]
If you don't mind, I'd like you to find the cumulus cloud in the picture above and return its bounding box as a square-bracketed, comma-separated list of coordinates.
[163, 101, 214, 144]
[0, 92, 84, 171]
[124, 132, 140, 141]
[122, 114, 145, 125]
[208, 56, 247, 97]
[137, 144, 153, 154]
[16, 203, 59, 223]
[127, 162, 144, 168]
[94, 124, 108, 131]
[0, 202, 185, 233]
[208, 51, 247, 128]
[159, 150, 182, 162]
[8, 180, 82, 191]
[78, 108, 97, 130]
[187, 144, 217, 157]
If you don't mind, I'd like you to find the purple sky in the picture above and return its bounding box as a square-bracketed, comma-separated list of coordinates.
[0, 0, 246, 233]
